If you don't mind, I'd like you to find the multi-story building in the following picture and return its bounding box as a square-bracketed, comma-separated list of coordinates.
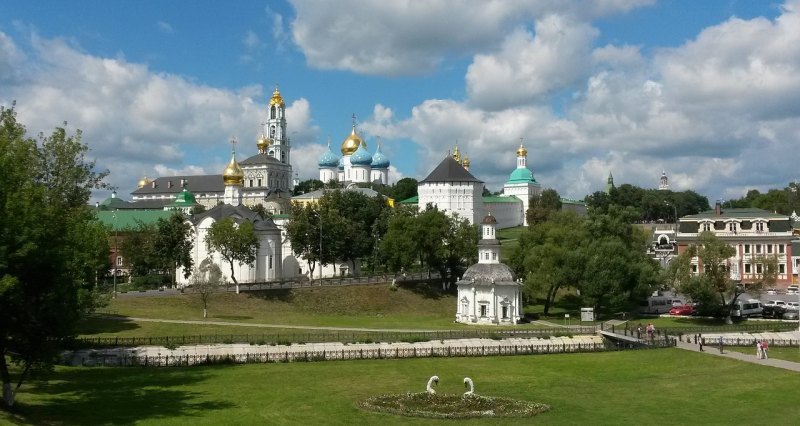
[676, 205, 795, 287]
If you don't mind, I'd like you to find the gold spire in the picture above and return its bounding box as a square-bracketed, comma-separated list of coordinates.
[222, 138, 244, 186]
[516, 143, 527, 157]
[269, 85, 285, 106]
[452, 144, 461, 162]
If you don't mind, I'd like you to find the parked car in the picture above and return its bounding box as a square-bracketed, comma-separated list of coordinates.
[764, 300, 787, 308]
[762, 305, 786, 319]
[731, 299, 763, 318]
[782, 308, 799, 320]
[669, 305, 695, 316]
[787, 285, 799, 295]
[786, 301, 800, 309]
[766, 288, 778, 295]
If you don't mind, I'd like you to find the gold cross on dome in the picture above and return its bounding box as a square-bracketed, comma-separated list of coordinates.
[230, 137, 238, 153]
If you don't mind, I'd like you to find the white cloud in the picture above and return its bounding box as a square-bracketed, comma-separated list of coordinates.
[289, 0, 650, 76]
[466, 15, 598, 110]
[157, 21, 175, 34]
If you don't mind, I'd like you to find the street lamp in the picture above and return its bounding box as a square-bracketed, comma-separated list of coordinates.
[665, 201, 678, 230]
[112, 210, 118, 298]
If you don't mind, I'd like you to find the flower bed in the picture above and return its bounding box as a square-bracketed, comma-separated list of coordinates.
[358, 392, 550, 419]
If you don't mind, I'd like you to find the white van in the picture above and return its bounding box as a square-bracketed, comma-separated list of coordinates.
[731, 299, 763, 318]
[638, 296, 684, 314]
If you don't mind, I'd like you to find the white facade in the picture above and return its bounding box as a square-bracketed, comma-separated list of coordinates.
[319, 125, 391, 185]
[456, 213, 522, 324]
[502, 144, 541, 226]
[418, 181, 483, 225]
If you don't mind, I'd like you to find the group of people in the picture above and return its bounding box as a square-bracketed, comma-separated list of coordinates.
[756, 339, 769, 359]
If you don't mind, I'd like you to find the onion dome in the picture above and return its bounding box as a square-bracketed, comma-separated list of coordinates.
[136, 176, 151, 189]
[462, 156, 470, 168]
[350, 142, 373, 166]
[269, 86, 285, 106]
[481, 213, 497, 225]
[172, 188, 196, 206]
[222, 151, 244, 186]
[371, 140, 390, 169]
[338, 157, 344, 170]
[318, 142, 340, 168]
[256, 133, 272, 154]
[516, 144, 527, 157]
[452, 145, 461, 162]
[341, 124, 366, 156]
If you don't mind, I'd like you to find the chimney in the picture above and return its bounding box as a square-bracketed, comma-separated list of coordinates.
[715, 201, 722, 216]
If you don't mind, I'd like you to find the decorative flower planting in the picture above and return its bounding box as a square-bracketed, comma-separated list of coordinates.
[358, 392, 550, 419]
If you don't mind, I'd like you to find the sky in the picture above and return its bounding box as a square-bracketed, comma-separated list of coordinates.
[1, 0, 798, 204]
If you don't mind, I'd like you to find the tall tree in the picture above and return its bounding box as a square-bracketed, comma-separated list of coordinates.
[153, 211, 193, 288]
[205, 218, 259, 294]
[286, 203, 320, 279]
[292, 179, 324, 196]
[119, 221, 158, 278]
[391, 177, 418, 201]
[191, 260, 224, 318]
[526, 188, 562, 226]
[1, 105, 109, 407]
[380, 205, 419, 274]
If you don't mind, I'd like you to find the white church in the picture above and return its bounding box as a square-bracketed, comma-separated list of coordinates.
[318, 118, 391, 186]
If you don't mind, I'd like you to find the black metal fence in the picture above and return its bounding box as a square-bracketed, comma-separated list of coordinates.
[70, 327, 598, 349]
[604, 321, 797, 338]
[68, 338, 674, 368]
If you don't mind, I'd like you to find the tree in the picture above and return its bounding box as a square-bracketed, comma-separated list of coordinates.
[205, 218, 259, 294]
[118, 221, 158, 278]
[526, 188, 562, 226]
[391, 177, 418, 201]
[293, 178, 324, 196]
[153, 211, 193, 288]
[1, 104, 109, 407]
[191, 260, 224, 318]
[286, 203, 320, 279]
[380, 205, 418, 274]
[669, 232, 748, 324]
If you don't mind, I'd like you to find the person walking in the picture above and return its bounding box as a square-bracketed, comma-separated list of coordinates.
[761, 340, 769, 359]
[698, 333, 703, 352]
[718, 335, 724, 354]
[756, 340, 762, 359]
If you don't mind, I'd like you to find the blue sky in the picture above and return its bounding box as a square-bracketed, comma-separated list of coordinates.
[1, 1, 797, 203]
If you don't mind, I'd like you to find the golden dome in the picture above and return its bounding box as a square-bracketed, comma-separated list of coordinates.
[452, 145, 461, 162]
[516, 144, 527, 157]
[462, 156, 470, 167]
[269, 86, 285, 106]
[256, 133, 272, 154]
[222, 152, 244, 186]
[137, 176, 151, 189]
[341, 125, 366, 156]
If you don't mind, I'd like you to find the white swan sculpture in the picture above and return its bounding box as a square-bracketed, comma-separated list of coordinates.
[463, 377, 474, 396]
[426, 375, 439, 394]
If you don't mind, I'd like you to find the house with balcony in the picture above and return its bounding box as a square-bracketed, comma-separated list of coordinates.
[676, 205, 795, 287]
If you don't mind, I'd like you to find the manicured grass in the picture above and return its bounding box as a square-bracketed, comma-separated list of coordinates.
[727, 346, 800, 363]
[497, 226, 525, 261]
[3, 349, 799, 425]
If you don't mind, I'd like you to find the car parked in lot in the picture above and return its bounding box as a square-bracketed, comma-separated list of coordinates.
[764, 300, 786, 308]
[766, 288, 779, 295]
[787, 301, 800, 309]
[762, 305, 786, 319]
[788, 285, 799, 295]
[782, 308, 799, 320]
[668, 305, 695, 316]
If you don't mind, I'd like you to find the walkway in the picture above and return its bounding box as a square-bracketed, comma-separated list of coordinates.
[104, 316, 442, 333]
[673, 332, 800, 372]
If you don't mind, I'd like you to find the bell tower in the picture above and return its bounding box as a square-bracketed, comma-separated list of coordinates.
[263, 86, 289, 165]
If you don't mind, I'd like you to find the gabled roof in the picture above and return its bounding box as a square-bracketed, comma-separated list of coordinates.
[682, 208, 788, 220]
[193, 204, 279, 232]
[131, 174, 224, 196]
[421, 156, 483, 184]
[239, 153, 284, 166]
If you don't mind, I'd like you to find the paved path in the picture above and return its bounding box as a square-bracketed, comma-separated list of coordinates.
[673, 333, 800, 372]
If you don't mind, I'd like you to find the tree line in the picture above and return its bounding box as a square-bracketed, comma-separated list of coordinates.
[585, 184, 709, 222]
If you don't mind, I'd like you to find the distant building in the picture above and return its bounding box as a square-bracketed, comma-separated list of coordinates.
[318, 118, 391, 186]
[676, 205, 795, 287]
[658, 171, 670, 191]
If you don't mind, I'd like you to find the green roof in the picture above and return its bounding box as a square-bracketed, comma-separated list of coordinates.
[483, 195, 521, 203]
[398, 195, 418, 204]
[560, 198, 586, 205]
[96, 210, 175, 231]
[682, 208, 787, 220]
[505, 168, 537, 185]
[167, 188, 197, 207]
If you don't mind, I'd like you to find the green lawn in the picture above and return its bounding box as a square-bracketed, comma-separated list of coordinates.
[3, 349, 799, 425]
[497, 226, 525, 261]
[727, 346, 800, 363]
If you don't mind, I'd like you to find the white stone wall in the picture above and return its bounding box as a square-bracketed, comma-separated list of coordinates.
[503, 183, 541, 226]
[319, 167, 337, 183]
[484, 199, 522, 229]
[418, 181, 483, 224]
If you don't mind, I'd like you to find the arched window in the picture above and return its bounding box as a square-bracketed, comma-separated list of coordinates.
[270, 126, 276, 138]
[270, 106, 276, 119]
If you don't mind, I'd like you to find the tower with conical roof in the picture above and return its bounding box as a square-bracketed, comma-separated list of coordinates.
[264, 86, 289, 165]
[222, 139, 244, 206]
[418, 154, 484, 224]
[606, 172, 615, 194]
[502, 141, 541, 226]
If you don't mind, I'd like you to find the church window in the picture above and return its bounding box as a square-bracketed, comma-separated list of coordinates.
[492, 252, 497, 261]
[257, 178, 262, 187]
[479, 304, 487, 317]
[502, 306, 508, 319]
[268, 256, 272, 269]
[270, 106, 276, 119]
[116, 256, 123, 266]
[270, 126, 276, 137]
[249, 179, 253, 187]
